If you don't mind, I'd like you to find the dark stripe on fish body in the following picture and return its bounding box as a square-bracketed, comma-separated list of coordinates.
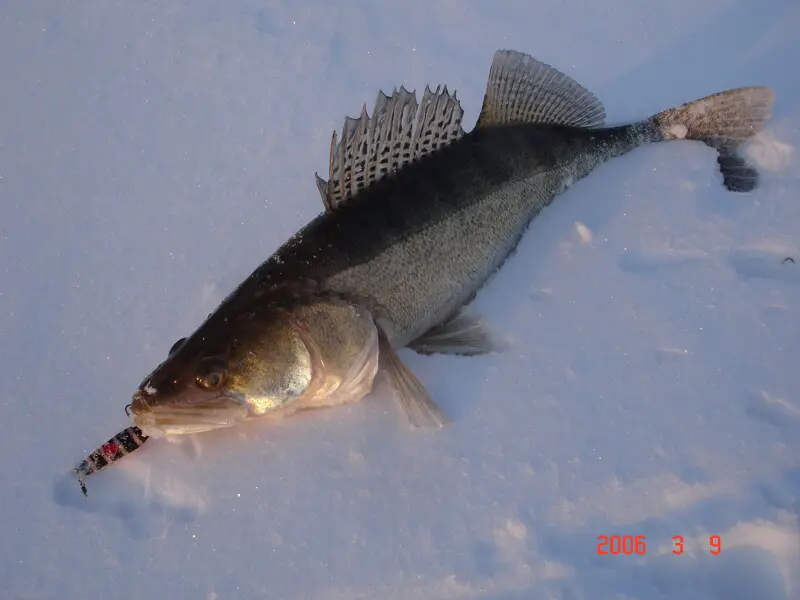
[213, 126, 563, 302]
[274, 124, 639, 280]
[242, 123, 642, 304]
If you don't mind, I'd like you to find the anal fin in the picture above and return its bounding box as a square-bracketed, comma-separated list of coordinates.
[409, 309, 500, 356]
[377, 326, 448, 428]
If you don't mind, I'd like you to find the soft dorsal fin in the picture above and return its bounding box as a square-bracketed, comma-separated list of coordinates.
[476, 50, 605, 129]
[315, 85, 466, 212]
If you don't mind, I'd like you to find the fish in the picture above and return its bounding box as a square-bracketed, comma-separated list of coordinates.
[73, 423, 150, 495]
[127, 49, 774, 437]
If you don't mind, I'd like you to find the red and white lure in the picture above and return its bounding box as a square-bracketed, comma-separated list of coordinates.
[73, 406, 149, 496]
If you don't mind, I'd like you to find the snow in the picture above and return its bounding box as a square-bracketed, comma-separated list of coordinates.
[667, 124, 688, 140]
[1, 1, 798, 599]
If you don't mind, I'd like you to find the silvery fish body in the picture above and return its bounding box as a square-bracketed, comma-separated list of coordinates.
[128, 50, 774, 436]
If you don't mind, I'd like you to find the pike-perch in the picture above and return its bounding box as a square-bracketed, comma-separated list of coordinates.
[126, 49, 774, 436]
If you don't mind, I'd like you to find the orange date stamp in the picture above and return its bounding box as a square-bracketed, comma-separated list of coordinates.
[596, 535, 723, 555]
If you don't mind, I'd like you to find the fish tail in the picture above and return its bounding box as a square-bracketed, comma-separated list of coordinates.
[651, 86, 775, 192]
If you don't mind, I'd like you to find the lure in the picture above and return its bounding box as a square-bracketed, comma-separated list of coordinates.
[73, 406, 149, 496]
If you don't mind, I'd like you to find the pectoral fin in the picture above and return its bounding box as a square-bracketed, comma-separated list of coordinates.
[409, 309, 500, 356]
[377, 327, 448, 428]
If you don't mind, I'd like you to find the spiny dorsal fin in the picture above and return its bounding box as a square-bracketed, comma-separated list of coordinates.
[315, 85, 466, 212]
[476, 49, 605, 129]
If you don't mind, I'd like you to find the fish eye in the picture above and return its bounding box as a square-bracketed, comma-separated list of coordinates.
[197, 371, 222, 389]
[195, 357, 226, 390]
[169, 337, 187, 356]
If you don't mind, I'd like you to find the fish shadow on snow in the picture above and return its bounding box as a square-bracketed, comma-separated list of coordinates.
[53, 439, 205, 539]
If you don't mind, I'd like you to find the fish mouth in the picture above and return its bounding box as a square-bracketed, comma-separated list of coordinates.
[130, 394, 249, 437]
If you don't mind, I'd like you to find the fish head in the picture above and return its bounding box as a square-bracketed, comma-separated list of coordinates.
[129, 292, 380, 437]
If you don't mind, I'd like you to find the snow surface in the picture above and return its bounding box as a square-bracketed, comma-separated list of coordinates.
[2, 1, 799, 599]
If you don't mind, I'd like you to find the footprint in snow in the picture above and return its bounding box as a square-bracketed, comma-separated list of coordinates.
[729, 250, 799, 284]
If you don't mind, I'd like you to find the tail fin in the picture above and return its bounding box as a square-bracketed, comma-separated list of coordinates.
[652, 87, 775, 192]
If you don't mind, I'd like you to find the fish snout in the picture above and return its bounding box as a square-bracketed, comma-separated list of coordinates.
[129, 388, 153, 415]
